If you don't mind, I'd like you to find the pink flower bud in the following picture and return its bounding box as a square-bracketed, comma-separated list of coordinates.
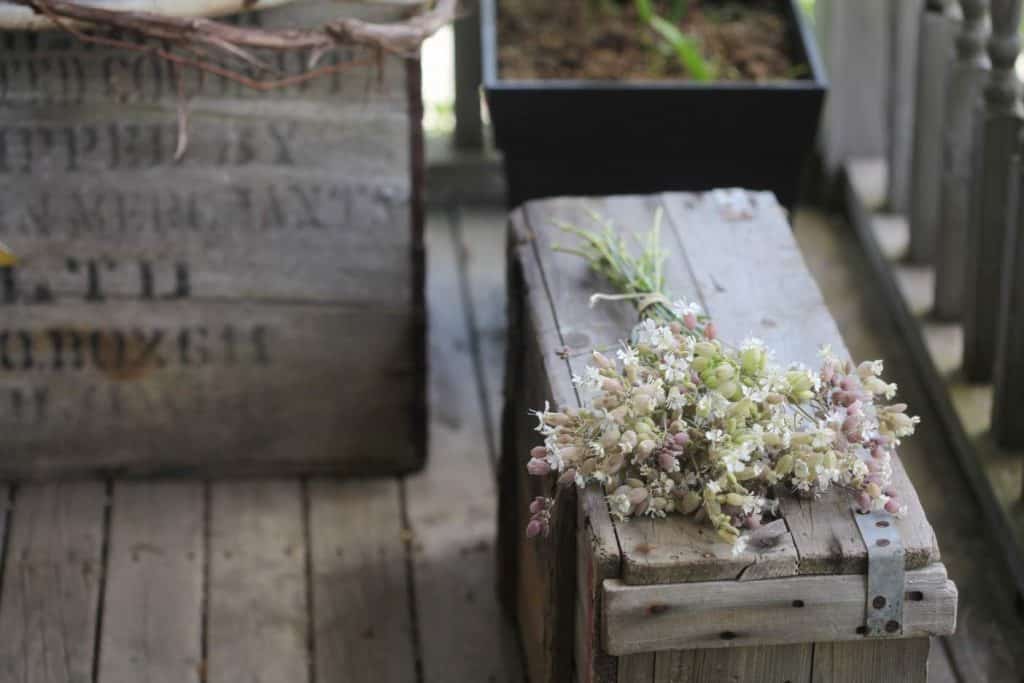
[683, 312, 698, 330]
[669, 321, 682, 334]
[821, 364, 835, 383]
[633, 498, 650, 516]
[591, 351, 613, 369]
[527, 458, 551, 476]
[530, 446, 547, 460]
[658, 452, 677, 471]
[673, 432, 690, 447]
[704, 322, 717, 340]
[884, 499, 901, 514]
[743, 514, 762, 529]
[855, 491, 871, 512]
[526, 519, 544, 538]
[871, 445, 886, 459]
[601, 378, 624, 393]
[529, 497, 546, 514]
[557, 468, 578, 486]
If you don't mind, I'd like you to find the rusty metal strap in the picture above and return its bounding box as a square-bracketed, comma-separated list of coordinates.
[852, 505, 905, 637]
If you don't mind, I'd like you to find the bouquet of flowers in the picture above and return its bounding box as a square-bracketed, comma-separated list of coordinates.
[524, 210, 919, 553]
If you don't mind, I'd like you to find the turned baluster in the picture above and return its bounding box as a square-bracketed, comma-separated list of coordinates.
[993, 168, 1024, 448]
[963, 0, 1023, 381]
[908, 0, 959, 265]
[888, 0, 927, 215]
[934, 0, 991, 319]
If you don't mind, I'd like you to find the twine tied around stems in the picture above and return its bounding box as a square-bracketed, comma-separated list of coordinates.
[588, 291, 671, 315]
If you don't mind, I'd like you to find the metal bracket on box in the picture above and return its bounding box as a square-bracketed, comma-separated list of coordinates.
[853, 505, 906, 637]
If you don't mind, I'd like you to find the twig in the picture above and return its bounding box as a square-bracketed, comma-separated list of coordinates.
[8, 0, 449, 154]
[8, 0, 457, 58]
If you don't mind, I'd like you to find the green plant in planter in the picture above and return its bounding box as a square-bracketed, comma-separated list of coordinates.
[634, 0, 715, 81]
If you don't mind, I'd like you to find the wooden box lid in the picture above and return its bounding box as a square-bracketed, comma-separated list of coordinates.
[509, 191, 956, 653]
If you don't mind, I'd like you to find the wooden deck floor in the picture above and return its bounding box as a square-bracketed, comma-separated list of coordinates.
[0, 204, 1020, 682]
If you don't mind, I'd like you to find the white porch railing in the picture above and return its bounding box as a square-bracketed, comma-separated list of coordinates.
[821, 0, 1024, 447]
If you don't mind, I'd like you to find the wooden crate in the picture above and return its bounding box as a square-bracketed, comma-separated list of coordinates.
[0, 1, 425, 477]
[499, 191, 958, 683]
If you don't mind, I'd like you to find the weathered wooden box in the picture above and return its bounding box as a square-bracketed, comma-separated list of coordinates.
[499, 191, 958, 683]
[0, 1, 425, 477]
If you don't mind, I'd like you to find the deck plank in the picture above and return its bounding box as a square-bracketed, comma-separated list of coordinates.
[406, 210, 523, 682]
[455, 206, 509, 467]
[0, 482, 107, 683]
[207, 480, 309, 683]
[309, 477, 416, 683]
[98, 481, 204, 683]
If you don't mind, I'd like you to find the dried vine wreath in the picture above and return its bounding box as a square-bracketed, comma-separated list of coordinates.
[1, 0, 457, 154]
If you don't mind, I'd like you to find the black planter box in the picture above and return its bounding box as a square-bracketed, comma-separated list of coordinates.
[481, 0, 828, 208]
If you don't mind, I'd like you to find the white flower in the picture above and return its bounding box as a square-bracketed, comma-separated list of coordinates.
[660, 353, 689, 383]
[649, 325, 676, 352]
[616, 346, 640, 367]
[634, 319, 660, 346]
[671, 299, 703, 317]
[530, 401, 552, 433]
[705, 429, 726, 444]
[607, 493, 632, 520]
[571, 366, 603, 391]
[666, 387, 688, 411]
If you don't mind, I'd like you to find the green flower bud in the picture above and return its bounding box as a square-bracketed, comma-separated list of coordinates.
[695, 342, 718, 357]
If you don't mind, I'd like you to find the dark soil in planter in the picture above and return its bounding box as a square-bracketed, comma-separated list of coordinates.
[498, 0, 802, 82]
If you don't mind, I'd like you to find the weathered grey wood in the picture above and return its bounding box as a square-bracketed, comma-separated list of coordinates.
[0, 482, 106, 683]
[964, 0, 1024, 381]
[207, 480, 309, 683]
[616, 654, 655, 683]
[456, 207, 508, 465]
[0, 164, 415, 305]
[409, 210, 522, 683]
[658, 191, 941, 575]
[0, 2, 425, 478]
[908, 0, 958, 263]
[577, 486, 622, 683]
[652, 645, 813, 683]
[0, 2, 412, 109]
[779, 455, 940, 574]
[815, 0, 892, 172]
[308, 477, 416, 683]
[888, 0, 927, 213]
[616, 515, 799, 586]
[97, 481, 204, 683]
[992, 154, 1024, 447]
[503, 208, 575, 683]
[811, 638, 931, 683]
[0, 301, 421, 478]
[935, 0, 991, 319]
[603, 564, 957, 655]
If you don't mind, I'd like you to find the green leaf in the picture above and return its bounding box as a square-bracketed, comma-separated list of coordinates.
[648, 14, 714, 81]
